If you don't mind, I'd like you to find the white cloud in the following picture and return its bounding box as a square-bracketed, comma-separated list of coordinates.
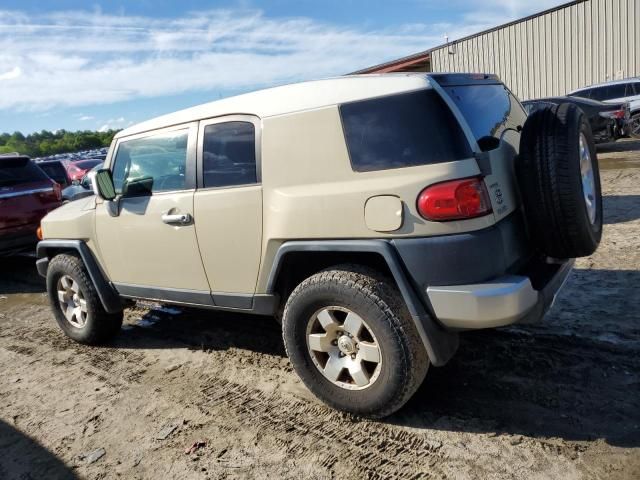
[98, 116, 127, 131]
[79, 115, 94, 121]
[0, 4, 563, 111]
[0, 66, 22, 81]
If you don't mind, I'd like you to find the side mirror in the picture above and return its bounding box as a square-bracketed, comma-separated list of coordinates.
[90, 169, 116, 201]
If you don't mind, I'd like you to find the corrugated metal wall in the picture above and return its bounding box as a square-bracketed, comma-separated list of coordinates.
[431, 0, 639, 100]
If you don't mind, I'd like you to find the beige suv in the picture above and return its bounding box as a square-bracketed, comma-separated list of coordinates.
[37, 73, 602, 417]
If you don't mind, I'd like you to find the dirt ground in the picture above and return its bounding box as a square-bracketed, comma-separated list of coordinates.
[1, 140, 639, 480]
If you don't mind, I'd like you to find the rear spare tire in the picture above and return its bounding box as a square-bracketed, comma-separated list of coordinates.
[517, 102, 602, 258]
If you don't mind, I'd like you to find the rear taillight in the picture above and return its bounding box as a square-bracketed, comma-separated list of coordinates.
[52, 182, 62, 201]
[599, 110, 625, 119]
[36, 226, 43, 240]
[417, 177, 492, 221]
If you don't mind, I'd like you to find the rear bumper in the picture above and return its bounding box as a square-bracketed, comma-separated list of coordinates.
[392, 212, 575, 330]
[426, 259, 574, 329]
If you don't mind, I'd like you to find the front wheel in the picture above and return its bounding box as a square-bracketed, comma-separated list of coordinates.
[46, 253, 123, 345]
[282, 265, 429, 418]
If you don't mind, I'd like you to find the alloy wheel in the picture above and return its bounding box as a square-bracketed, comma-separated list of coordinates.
[306, 306, 382, 390]
[56, 274, 88, 328]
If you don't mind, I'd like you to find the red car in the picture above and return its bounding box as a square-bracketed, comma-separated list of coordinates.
[0, 154, 62, 255]
[65, 159, 103, 182]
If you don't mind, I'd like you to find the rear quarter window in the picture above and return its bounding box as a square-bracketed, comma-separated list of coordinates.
[339, 89, 472, 172]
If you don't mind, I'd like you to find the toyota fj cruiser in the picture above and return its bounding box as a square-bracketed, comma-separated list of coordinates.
[37, 73, 602, 417]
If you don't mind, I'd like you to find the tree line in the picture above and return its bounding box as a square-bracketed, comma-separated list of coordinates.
[0, 129, 119, 158]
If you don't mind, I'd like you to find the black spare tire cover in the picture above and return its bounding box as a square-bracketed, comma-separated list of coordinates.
[517, 102, 602, 259]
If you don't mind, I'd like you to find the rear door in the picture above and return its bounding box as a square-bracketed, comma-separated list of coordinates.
[94, 124, 211, 301]
[193, 115, 263, 307]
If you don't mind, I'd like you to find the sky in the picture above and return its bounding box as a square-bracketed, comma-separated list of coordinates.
[0, 0, 568, 134]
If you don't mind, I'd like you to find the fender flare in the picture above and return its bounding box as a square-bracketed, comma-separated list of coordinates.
[266, 240, 458, 366]
[36, 239, 123, 314]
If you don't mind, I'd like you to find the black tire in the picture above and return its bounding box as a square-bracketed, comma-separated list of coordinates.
[517, 102, 602, 258]
[282, 265, 429, 418]
[46, 253, 123, 344]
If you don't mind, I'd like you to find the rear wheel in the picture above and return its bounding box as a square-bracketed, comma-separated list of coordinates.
[282, 265, 429, 418]
[46, 254, 123, 344]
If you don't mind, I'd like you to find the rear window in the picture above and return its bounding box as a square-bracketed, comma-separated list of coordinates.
[442, 84, 526, 150]
[0, 157, 49, 188]
[39, 162, 69, 186]
[74, 159, 102, 170]
[340, 89, 472, 172]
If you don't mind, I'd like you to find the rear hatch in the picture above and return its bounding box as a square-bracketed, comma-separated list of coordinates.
[430, 74, 528, 223]
[0, 156, 61, 234]
[429, 73, 532, 270]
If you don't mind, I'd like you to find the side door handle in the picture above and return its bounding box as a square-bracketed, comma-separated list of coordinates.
[162, 213, 192, 225]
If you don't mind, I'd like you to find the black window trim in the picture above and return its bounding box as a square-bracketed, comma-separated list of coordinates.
[196, 114, 262, 191]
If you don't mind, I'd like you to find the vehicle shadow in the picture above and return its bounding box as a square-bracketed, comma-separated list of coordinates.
[597, 138, 640, 153]
[0, 254, 46, 294]
[603, 194, 640, 224]
[0, 419, 79, 480]
[114, 306, 286, 358]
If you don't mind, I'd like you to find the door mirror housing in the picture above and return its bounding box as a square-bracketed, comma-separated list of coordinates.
[90, 169, 117, 201]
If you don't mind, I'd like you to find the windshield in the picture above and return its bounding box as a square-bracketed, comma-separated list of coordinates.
[442, 84, 526, 151]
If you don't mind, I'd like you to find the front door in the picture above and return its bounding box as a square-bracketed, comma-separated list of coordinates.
[95, 124, 211, 302]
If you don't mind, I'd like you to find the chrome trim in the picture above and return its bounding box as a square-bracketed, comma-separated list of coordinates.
[0, 186, 54, 199]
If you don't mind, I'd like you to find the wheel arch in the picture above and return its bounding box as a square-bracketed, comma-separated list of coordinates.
[36, 240, 123, 314]
[266, 240, 458, 366]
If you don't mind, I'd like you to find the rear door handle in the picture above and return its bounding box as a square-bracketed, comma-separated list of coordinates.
[161, 213, 192, 225]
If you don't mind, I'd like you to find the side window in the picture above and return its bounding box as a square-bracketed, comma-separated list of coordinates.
[606, 84, 627, 99]
[202, 121, 257, 188]
[576, 88, 592, 99]
[112, 129, 189, 196]
[341, 89, 472, 171]
[589, 87, 607, 101]
[627, 83, 639, 96]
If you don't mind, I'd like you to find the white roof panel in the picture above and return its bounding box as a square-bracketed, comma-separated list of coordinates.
[116, 74, 432, 138]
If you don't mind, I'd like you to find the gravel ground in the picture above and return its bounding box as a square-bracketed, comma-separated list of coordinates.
[1, 140, 639, 479]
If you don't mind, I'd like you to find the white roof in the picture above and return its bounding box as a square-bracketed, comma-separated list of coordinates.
[116, 74, 432, 139]
[570, 76, 640, 93]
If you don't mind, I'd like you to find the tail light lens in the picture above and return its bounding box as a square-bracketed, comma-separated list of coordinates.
[52, 181, 62, 201]
[36, 226, 43, 240]
[417, 177, 492, 221]
[600, 110, 625, 119]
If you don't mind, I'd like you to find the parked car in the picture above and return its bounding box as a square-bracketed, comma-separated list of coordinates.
[61, 162, 103, 202]
[37, 159, 73, 188]
[0, 154, 62, 255]
[65, 159, 103, 182]
[36, 74, 602, 417]
[568, 77, 640, 138]
[522, 96, 630, 143]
